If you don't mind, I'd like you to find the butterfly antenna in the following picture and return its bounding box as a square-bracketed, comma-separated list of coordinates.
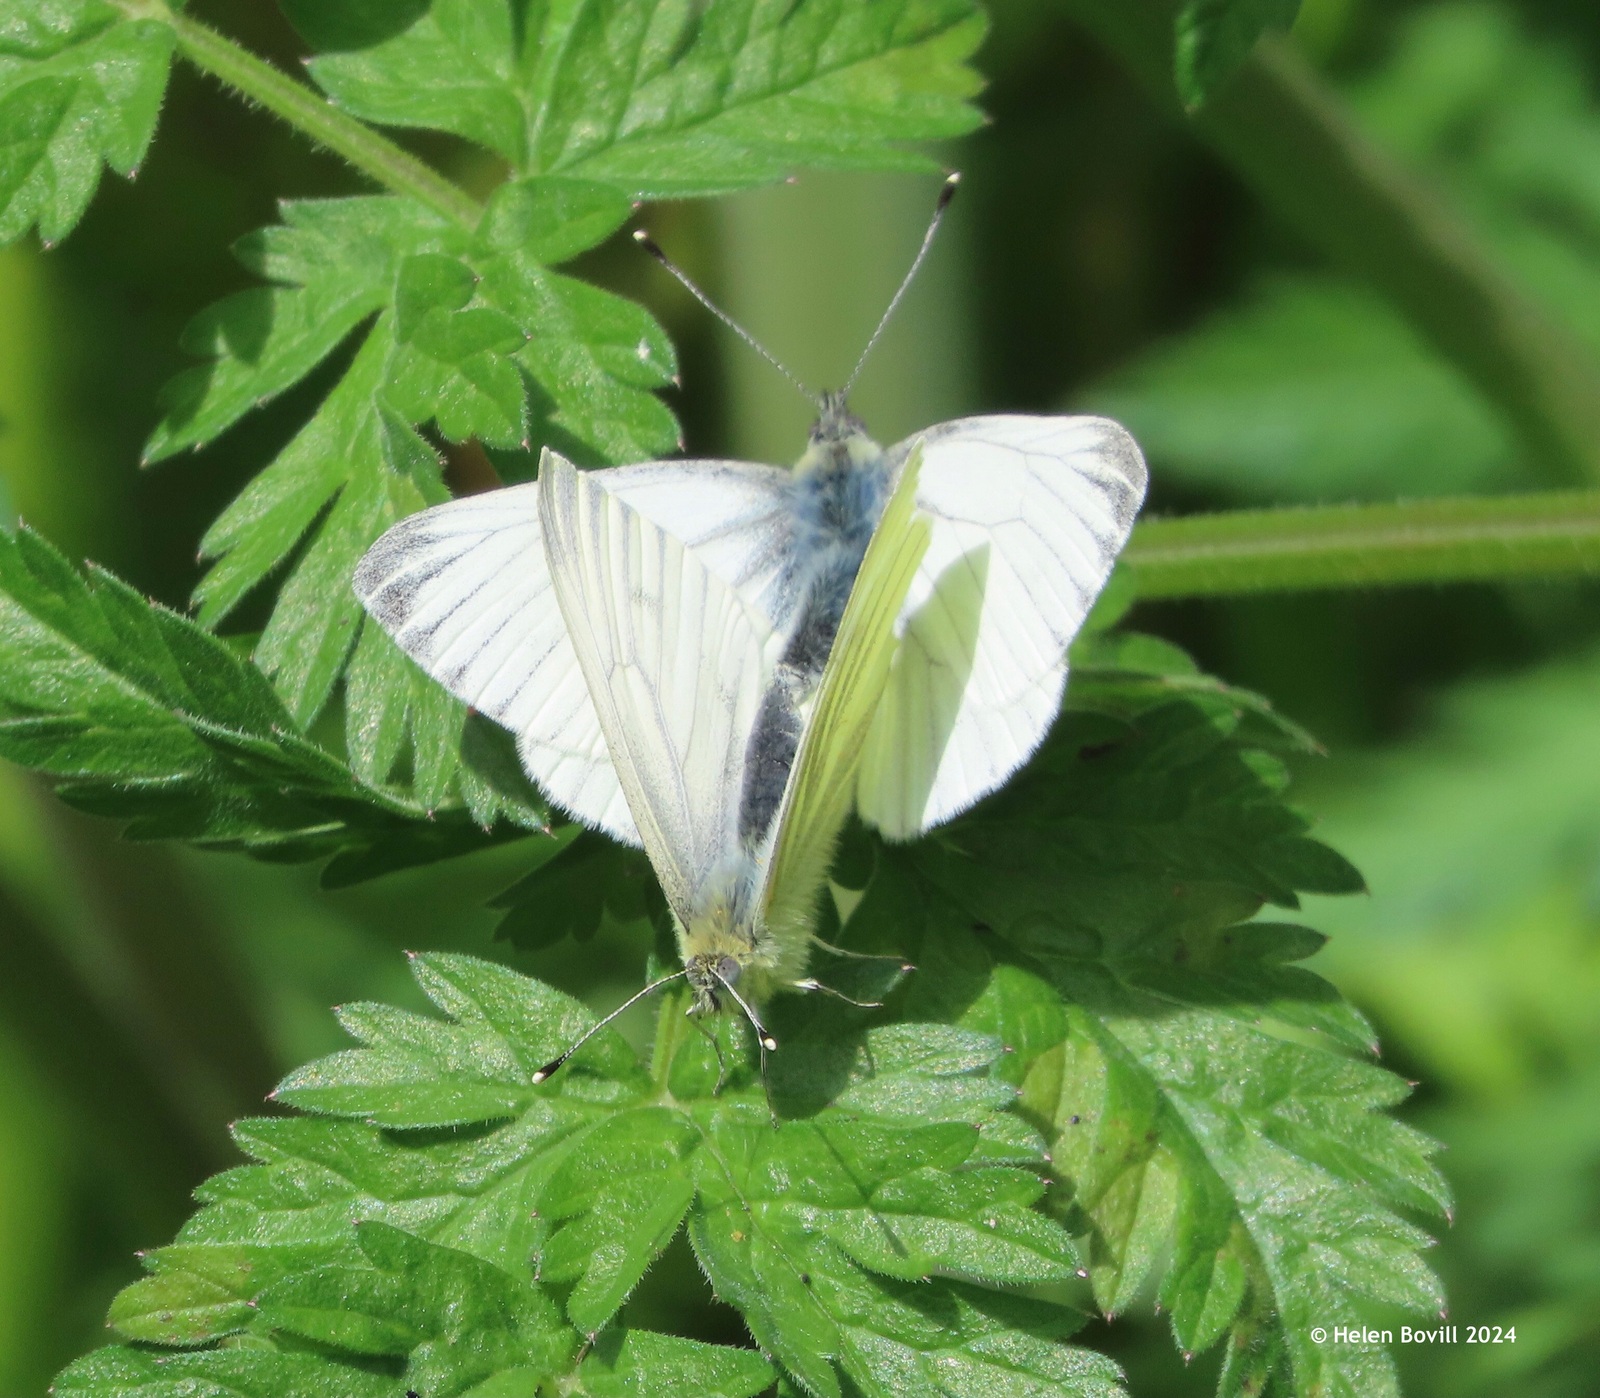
[634, 229, 814, 403]
[532, 969, 687, 1084]
[711, 968, 778, 1053]
[842, 172, 961, 397]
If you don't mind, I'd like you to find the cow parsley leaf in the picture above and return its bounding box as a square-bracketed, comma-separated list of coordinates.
[298, 0, 987, 195]
[94, 951, 1119, 1398]
[0, 0, 174, 244]
[0, 527, 544, 873]
[833, 635, 1448, 1398]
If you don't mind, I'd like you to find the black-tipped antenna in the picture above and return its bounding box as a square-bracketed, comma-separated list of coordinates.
[634, 230, 813, 403]
[841, 172, 960, 397]
[531, 969, 688, 1084]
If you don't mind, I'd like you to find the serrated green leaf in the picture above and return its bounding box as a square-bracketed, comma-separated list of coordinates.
[492, 828, 665, 948]
[98, 949, 1110, 1396]
[155, 192, 677, 801]
[305, 0, 986, 195]
[106, 1246, 259, 1347]
[576, 1329, 774, 1398]
[483, 248, 679, 460]
[540, 1109, 698, 1332]
[1174, 0, 1301, 111]
[261, 1222, 574, 1392]
[0, 525, 542, 871]
[825, 644, 1448, 1397]
[274, 952, 638, 1125]
[0, 1, 173, 244]
[54, 1346, 397, 1398]
[481, 175, 634, 263]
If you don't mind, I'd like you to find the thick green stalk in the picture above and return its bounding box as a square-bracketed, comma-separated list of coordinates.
[131, 4, 483, 229]
[1063, 4, 1600, 487]
[1124, 492, 1600, 598]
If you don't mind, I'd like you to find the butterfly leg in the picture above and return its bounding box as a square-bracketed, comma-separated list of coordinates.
[792, 977, 885, 1009]
[689, 1013, 731, 1096]
[792, 979, 882, 1079]
[810, 935, 915, 973]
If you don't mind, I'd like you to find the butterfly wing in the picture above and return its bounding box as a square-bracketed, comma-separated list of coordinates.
[761, 447, 930, 950]
[353, 482, 636, 842]
[857, 415, 1147, 839]
[538, 452, 776, 925]
[353, 457, 794, 846]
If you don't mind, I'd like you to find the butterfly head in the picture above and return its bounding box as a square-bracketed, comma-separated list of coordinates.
[811, 390, 868, 446]
[684, 950, 744, 1015]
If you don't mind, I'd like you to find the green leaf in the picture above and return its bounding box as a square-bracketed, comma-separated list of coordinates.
[51, 620, 1430, 1397]
[55, 1346, 397, 1398]
[481, 175, 635, 264]
[575, 1330, 773, 1398]
[261, 1222, 574, 1392]
[145, 194, 674, 801]
[0, 526, 541, 872]
[0, 0, 174, 244]
[829, 642, 1447, 1396]
[492, 829, 666, 949]
[100, 950, 1112, 1396]
[304, 0, 988, 195]
[1174, 0, 1301, 111]
[1083, 276, 1518, 504]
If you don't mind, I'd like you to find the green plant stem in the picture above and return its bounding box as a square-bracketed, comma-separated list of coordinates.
[142, 5, 483, 229]
[1123, 491, 1600, 598]
[1063, 4, 1600, 487]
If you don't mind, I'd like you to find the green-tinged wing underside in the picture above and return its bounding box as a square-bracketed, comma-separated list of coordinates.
[762, 449, 931, 939]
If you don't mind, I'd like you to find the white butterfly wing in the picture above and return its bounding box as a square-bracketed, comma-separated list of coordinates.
[353, 483, 639, 843]
[353, 457, 794, 847]
[602, 461, 796, 626]
[857, 415, 1147, 839]
[538, 452, 775, 923]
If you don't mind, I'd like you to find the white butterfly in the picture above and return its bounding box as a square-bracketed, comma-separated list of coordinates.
[354, 176, 1147, 1055]
[353, 404, 1146, 852]
[528, 437, 930, 1041]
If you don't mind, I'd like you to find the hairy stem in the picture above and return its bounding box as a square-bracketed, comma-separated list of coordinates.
[141, 5, 483, 229]
[1064, 4, 1600, 487]
[1123, 491, 1600, 598]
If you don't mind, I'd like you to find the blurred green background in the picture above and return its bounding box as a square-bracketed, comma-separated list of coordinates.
[4, 1, 1600, 1394]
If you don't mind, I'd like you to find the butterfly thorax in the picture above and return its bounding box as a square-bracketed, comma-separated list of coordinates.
[736, 397, 891, 850]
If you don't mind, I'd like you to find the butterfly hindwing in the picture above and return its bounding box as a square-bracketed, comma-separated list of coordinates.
[856, 414, 1147, 839]
[761, 447, 931, 946]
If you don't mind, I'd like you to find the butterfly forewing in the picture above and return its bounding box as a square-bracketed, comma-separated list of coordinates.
[354, 457, 796, 844]
[352, 485, 639, 843]
[856, 415, 1147, 839]
[538, 452, 776, 926]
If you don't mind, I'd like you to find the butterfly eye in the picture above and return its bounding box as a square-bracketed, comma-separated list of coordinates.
[716, 956, 743, 985]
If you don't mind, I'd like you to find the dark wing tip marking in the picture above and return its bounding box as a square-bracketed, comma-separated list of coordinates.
[1081, 416, 1149, 504]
